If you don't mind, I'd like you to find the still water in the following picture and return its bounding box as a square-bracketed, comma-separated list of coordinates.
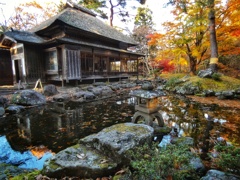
[0, 95, 239, 169]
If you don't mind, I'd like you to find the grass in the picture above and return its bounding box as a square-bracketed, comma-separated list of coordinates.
[160, 73, 240, 92]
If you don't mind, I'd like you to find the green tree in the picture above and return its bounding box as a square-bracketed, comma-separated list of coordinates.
[79, 0, 146, 27]
[78, 0, 108, 19]
[134, 7, 154, 27]
[132, 7, 155, 76]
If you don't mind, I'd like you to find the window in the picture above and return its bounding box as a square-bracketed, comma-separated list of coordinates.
[127, 60, 137, 72]
[45, 49, 58, 71]
[81, 52, 93, 72]
[110, 57, 120, 72]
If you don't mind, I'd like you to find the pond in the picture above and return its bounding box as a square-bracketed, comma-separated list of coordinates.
[0, 94, 239, 170]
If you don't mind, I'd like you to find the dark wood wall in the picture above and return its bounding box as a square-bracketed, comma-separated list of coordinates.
[0, 49, 13, 85]
[24, 44, 45, 84]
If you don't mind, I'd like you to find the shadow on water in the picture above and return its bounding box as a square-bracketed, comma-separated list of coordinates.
[0, 94, 239, 169]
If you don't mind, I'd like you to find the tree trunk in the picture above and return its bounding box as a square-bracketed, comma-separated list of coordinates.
[189, 56, 197, 75]
[109, 0, 114, 26]
[208, 0, 218, 72]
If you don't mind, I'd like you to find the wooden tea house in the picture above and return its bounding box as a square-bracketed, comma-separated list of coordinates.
[0, 2, 142, 86]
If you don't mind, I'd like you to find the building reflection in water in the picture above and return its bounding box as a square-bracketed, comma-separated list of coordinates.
[3, 98, 135, 155]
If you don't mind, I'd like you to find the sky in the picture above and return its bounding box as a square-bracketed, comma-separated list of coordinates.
[0, 0, 173, 32]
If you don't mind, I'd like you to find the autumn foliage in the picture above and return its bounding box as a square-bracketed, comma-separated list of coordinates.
[154, 59, 175, 73]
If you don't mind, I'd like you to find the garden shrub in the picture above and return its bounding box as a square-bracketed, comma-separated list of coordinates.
[211, 73, 222, 81]
[211, 144, 240, 175]
[128, 143, 200, 179]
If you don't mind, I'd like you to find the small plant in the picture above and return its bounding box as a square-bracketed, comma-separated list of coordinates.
[165, 77, 181, 88]
[128, 143, 200, 179]
[211, 73, 222, 81]
[195, 81, 203, 91]
[211, 144, 240, 175]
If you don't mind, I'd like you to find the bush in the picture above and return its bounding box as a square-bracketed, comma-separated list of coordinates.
[165, 77, 181, 88]
[128, 143, 200, 179]
[211, 144, 240, 175]
[211, 73, 222, 81]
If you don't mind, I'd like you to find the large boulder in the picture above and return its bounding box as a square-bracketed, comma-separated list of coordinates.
[42, 123, 154, 178]
[80, 123, 154, 165]
[11, 90, 46, 106]
[43, 84, 59, 96]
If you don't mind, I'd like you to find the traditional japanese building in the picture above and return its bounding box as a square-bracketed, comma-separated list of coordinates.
[0, 2, 142, 86]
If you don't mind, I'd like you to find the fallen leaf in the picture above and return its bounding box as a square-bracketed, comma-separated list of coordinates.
[115, 169, 126, 175]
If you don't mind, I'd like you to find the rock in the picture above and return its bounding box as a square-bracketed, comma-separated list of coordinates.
[0, 96, 9, 108]
[83, 91, 96, 100]
[53, 93, 71, 102]
[0, 107, 4, 116]
[110, 84, 121, 91]
[11, 90, 46, 106]
[88, 87, 102, 96]
[176, 83, 200, 95]
[235, 88, 240, 95]
[73, 91, 96, 100]
[100, 86, 113, 96]
[141, 82, 154, 90]
[43, 123, 154, 178]
[190, 157, 206, 176]
[201, 169, 240, 180]
[43, 84, 59, 96]
[216, 91, 235, 100]
[0, 163, 33, 179]
[93, 82, 106, 86]
[203, 90, 215, 97]
[42, 144, 118, 178]
[80, 123, 154, 165]
[171, 137, 194, 146]
[198, 68, 214, 78]
[5, 105, 25, 114]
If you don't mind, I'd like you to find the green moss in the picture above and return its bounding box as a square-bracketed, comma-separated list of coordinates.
[99, 162, 113, 169]
[11, 170, 41, 180]
[161, 73, 240, 92]
[72, 144, 80, 149]
[103, 124, 150, 135]
[47, 159, 60, 170]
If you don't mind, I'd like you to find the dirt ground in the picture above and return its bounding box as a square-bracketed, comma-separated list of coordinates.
[188, 95, 240, 109]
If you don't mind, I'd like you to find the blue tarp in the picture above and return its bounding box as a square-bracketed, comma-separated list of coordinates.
[0, 135, 52, 170]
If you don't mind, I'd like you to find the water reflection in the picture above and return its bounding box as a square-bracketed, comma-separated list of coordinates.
[158, 95, 240, 149]
[0, 95, 239, 169]
[0, 97, 135, 155]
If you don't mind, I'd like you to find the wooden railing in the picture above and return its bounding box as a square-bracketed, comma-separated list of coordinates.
[81, 71, 138, 78]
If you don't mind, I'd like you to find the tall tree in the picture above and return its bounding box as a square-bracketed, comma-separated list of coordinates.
[163, 0, 209, 74]
[215, 0, 240, 55]
[79, 0, 146, 27]
[78, 0, 108, 19]
[8, 1, 60, 31]
[132, 7, 155, 75]
[208, 0, 218, 72]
